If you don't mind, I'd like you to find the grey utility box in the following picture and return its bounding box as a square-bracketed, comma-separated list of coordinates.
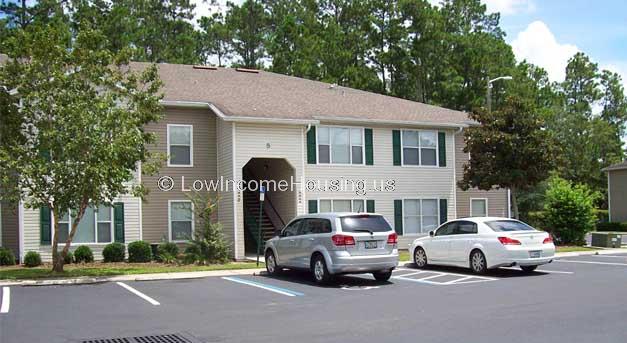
[591, 232, 622, 248]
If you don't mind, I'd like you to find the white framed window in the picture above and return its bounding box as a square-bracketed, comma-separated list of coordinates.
[55, 206, 114, 244]
[471, 198, 488, 217]
[403, 199, 439, 234]
[167, 124, 193, 167]
[401, 130, 438, 166]
[317, 126, 364, 165]
[318, 199, 366, 213]
[169, 200, 194, 242]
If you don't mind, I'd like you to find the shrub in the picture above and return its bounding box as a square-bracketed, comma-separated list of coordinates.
[74, 245, 94, 263]
[102, 242, 126, 262]
[182, 245, 201, 265]
[187, 193, 230, 264]
[128, 241, 152, 263]
[526, 211, 547, 230]
[63, 251, 74, 264]
[543, 177, 600, 245]
[0, 248, 16, 266]
[157, 242, 179, 262]
[24, 251, 42, 267]
[596, 222, 627, 232]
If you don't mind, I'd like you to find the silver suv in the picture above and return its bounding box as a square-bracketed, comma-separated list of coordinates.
[264, 213, 399, 284]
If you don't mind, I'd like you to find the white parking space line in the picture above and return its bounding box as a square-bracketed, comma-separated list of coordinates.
[1, 287, 10, 313]
[116, 282, 160, 306]
[501, 267, 574, 274]
[222, 277, 304, 297]
[392, 270, 498, 286]
[591, 255, 627, 259]
[556, 260, 627, 267]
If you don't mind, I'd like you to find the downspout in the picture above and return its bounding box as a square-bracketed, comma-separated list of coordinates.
[452, 126, 463, 219]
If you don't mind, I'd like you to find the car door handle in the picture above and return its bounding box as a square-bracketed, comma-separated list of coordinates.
[308, 238, 315, 241]
[289, 239, 295, 242]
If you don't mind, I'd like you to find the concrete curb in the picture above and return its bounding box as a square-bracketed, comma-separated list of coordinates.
[0, 268, 266, 287]
[2, 248, 626, 287]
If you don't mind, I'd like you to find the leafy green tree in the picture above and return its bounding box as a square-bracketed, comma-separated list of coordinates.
[599, 70, 627, 136]
[543, 176, 599, 245]
[458, 95, 559, 219]
[0, 24, 162, 272]
[186, 193, 230, 264]
[226, 0, 269, 68]
[199, 12, 233, 67]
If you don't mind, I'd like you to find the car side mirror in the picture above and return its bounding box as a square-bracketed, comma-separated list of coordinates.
[429, 230, 435, 237]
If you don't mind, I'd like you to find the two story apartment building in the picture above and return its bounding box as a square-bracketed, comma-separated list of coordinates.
[1, 62, 509, 262]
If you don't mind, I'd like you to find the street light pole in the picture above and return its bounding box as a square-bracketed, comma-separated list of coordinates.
[486, 76, 513, 113]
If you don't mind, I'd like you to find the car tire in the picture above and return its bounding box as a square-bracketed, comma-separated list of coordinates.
[311, 254, 333, 285]
[373, 270, 393, 282]
[265, 250, 282, 276]
[470, 250, 488, 274]
[520, 265, 537, 273]
[413, 247, 428, 268]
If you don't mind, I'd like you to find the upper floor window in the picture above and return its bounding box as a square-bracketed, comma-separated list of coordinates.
[402, 130, 437, 166]
[317, 126, 364, 164]
[319, 199, 365, 213]
[167, 124, 193, 167]
[471, 198, 488, 217]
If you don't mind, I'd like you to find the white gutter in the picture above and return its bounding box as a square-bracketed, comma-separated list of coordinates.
[313, 116, 470, 129]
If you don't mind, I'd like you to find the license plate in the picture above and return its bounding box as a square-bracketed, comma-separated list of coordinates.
[364, 241, 377, 249]
[529, 250, 541, 258]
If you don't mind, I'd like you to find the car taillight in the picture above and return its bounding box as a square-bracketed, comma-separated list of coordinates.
[332, 234, 355, 246]
[543, 236, 553, 244]
[387, 232, 398, 244]
[498, 236, 521, 245]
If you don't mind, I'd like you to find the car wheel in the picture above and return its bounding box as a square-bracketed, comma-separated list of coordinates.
[373, 270, 393, 282]
[414, 247, 428, 268]
[520, 265, 537, 273]
[470, 250, 487, 274]
[265, 251, 282, 276]
[311, 254, 333, 285]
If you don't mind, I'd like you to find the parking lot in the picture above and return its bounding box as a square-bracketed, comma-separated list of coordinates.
[1, 253, 627, 343]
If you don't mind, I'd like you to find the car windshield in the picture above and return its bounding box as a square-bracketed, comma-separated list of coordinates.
[340, 215, 392, 233]
[486, 220, 537, 232]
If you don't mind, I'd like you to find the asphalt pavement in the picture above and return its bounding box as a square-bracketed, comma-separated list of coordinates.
[1, 253, 627, 343]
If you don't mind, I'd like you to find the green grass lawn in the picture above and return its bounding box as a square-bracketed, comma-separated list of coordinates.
[0, 261, 264, 281]
[399, 250, 410, 262]
[555, 246, 601, 253]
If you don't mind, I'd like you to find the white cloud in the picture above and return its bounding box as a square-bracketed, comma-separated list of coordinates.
[428, 0, 535, 15]
[483, 0, 535, 15]
[511, 21, 579, 82]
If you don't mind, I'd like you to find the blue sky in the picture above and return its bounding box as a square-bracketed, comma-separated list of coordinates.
[480, 0, 627, 87]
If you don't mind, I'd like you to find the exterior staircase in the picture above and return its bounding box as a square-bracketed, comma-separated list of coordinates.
[243, 190, 279, 253]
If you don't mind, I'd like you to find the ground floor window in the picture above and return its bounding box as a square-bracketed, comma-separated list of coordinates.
[319, 199, 365, 213]
[169, 200, 194, 242]
[403, 199, 439, 234]
[56, 206, 113, 243]
[471, 198, 488, 217]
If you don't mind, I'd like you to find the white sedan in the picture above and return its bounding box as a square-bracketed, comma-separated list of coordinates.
[409, 217, 555, 274]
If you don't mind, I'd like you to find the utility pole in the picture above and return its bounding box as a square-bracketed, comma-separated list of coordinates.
[487, 76, 513, 112]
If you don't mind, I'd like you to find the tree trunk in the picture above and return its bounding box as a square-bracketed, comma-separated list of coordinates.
[511, 187, 520, 219]
[51, 208, 63, 272]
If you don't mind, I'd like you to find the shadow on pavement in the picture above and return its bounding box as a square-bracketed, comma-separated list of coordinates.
[398, 262, 552, 278]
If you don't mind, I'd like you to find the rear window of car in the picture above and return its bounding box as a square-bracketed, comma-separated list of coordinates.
[340, 215, 392, 233]
[486, 220, 537, 232]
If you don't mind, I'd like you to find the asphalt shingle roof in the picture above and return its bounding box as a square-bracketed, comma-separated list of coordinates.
[131, 62, 471, 126]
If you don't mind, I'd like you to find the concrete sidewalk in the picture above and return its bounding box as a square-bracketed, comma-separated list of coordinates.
[2, 248, 626, 287]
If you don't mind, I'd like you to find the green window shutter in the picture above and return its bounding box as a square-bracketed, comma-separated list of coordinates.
[439, 199, 448, 224]
[392, 130, 401, 166]
[307, 126, 317, 164]
[308, 200, 318, 214]
[438, 132, 446, 167]
[365, 128, 374, 165]
[366, 200, 375, 213]
[40, 206, 51, 245]
[394, 200, 403, 235]
[114, 202, 125, 243]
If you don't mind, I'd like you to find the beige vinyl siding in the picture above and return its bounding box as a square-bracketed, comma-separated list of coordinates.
[1, 201, 19, 256]
[216, 119, 237, 257]
[21, 195, 141, 262]
[234, 123, 305, 258]
[608, 169, 627, 222]
[142, 107, 218, 243]
[454, 131, 509, 218]
[306, 124, 457, 248]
